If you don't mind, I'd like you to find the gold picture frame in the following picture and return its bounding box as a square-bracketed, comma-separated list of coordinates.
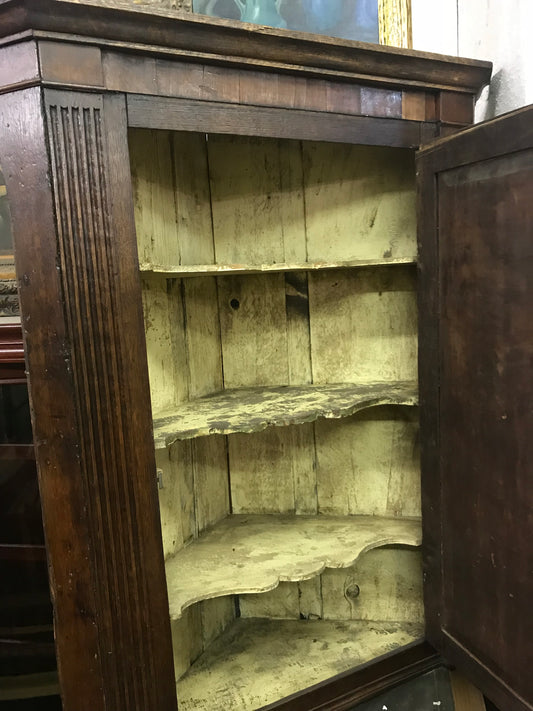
[379, 0, 412, 48]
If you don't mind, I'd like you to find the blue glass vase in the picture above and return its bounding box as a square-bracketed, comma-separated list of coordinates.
[233, 0, 287, 29]
[305, 0, 344, 33]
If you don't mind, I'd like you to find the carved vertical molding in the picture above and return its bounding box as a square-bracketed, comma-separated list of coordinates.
[43, 90, 176, 710]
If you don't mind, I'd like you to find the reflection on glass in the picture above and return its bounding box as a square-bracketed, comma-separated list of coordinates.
[193, 0, 379, 43]
[0, 165, 18, 317]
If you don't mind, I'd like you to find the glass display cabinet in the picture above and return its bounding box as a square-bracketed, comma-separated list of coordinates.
[0, 3, 531, 711]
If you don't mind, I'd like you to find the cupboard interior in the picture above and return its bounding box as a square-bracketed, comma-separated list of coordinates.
[129, 129, 423, 710]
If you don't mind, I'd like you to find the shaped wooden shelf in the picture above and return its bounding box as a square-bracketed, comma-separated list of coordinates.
[153, 381, 418, 447]
[177, 617, 424, 711]
[165, 514, 421, 619]
[140, 256, 416, 278]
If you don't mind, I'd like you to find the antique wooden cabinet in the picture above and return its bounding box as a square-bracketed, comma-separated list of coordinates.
[0, 2, 531, 711]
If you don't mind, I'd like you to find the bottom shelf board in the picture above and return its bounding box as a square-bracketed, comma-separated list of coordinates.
[177, 618, 424, 711]
[166, 515, 422, 618]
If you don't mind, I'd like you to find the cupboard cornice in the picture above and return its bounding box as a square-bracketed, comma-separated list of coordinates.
[0, 0, 491, 95]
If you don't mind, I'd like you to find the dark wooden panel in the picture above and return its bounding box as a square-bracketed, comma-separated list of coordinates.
[38, 40, 103, 87]
[43, 88, 177, 711]
[438, 150, 533, 710]
[402, 91, 427, 121]
[418, 104, 533, 172]
[127, 94, 423, 147]
[437, 123, 470, 138]
[425, 93, 438, 121]
[0, 86, 176, 711]
[104, 53, 404, 120]
[438, 90, 474, 125]
[0, 40, 39, 93]
[418, 107, 533, 711]
[0, 85, 105, 711]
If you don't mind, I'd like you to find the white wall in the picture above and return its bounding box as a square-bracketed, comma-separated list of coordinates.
[411, 0, 458, 56]
[412, 0, 533, 121]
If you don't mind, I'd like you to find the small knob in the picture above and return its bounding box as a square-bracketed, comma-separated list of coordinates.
[345, 583, 360, 600]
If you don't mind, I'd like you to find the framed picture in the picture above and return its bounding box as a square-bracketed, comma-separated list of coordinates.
[191, 0, 412, 48]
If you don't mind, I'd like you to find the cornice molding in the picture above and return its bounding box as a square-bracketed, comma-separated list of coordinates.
[0, 0, 491, 93]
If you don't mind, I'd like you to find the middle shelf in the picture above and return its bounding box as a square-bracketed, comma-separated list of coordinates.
[153, 380, 418, 447]
[165, 514, 421, 618]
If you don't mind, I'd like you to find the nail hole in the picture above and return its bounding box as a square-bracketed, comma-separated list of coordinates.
[230, 298, 240, 310]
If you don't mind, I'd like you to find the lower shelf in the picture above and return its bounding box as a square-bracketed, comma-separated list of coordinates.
[165, 514, 421, 618]
[177, 618, 425, 711]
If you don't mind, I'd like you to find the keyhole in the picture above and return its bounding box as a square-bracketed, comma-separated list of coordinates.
[230, 298, 240, 310]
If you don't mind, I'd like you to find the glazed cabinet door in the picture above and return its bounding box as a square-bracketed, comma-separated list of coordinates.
[417, 105, 533, 711]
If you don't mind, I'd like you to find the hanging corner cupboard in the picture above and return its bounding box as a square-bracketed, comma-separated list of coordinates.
[0, 2, 531, 710]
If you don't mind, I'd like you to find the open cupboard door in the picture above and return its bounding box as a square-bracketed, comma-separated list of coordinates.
[417, 105, 533, 711]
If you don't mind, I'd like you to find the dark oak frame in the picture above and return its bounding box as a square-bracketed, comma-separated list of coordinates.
[0, 2, 492, 709]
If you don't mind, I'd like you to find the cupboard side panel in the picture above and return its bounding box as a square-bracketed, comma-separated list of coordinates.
[171, 131, 216, 266]
[183, 276, 224, 399]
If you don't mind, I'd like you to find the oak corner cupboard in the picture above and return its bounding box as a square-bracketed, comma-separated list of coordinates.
[0, 2, 531, 710]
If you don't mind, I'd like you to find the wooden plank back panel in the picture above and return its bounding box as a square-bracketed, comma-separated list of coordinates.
[129, 129, 215, 268]
[308, 266, 418, 384]
[228, 424, 317, 515]
[315, 406, 420, 518]
[207, 135, 307, 266]
[302, 143, 416, 262]
[131, 131, 417, 270]
[238, 547, 422, 624]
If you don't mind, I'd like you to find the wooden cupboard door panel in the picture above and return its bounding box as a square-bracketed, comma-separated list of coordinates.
[417, 105, 533, 711]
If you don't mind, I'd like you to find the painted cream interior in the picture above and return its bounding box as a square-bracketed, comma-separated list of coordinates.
[129, 129, 422, 711]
